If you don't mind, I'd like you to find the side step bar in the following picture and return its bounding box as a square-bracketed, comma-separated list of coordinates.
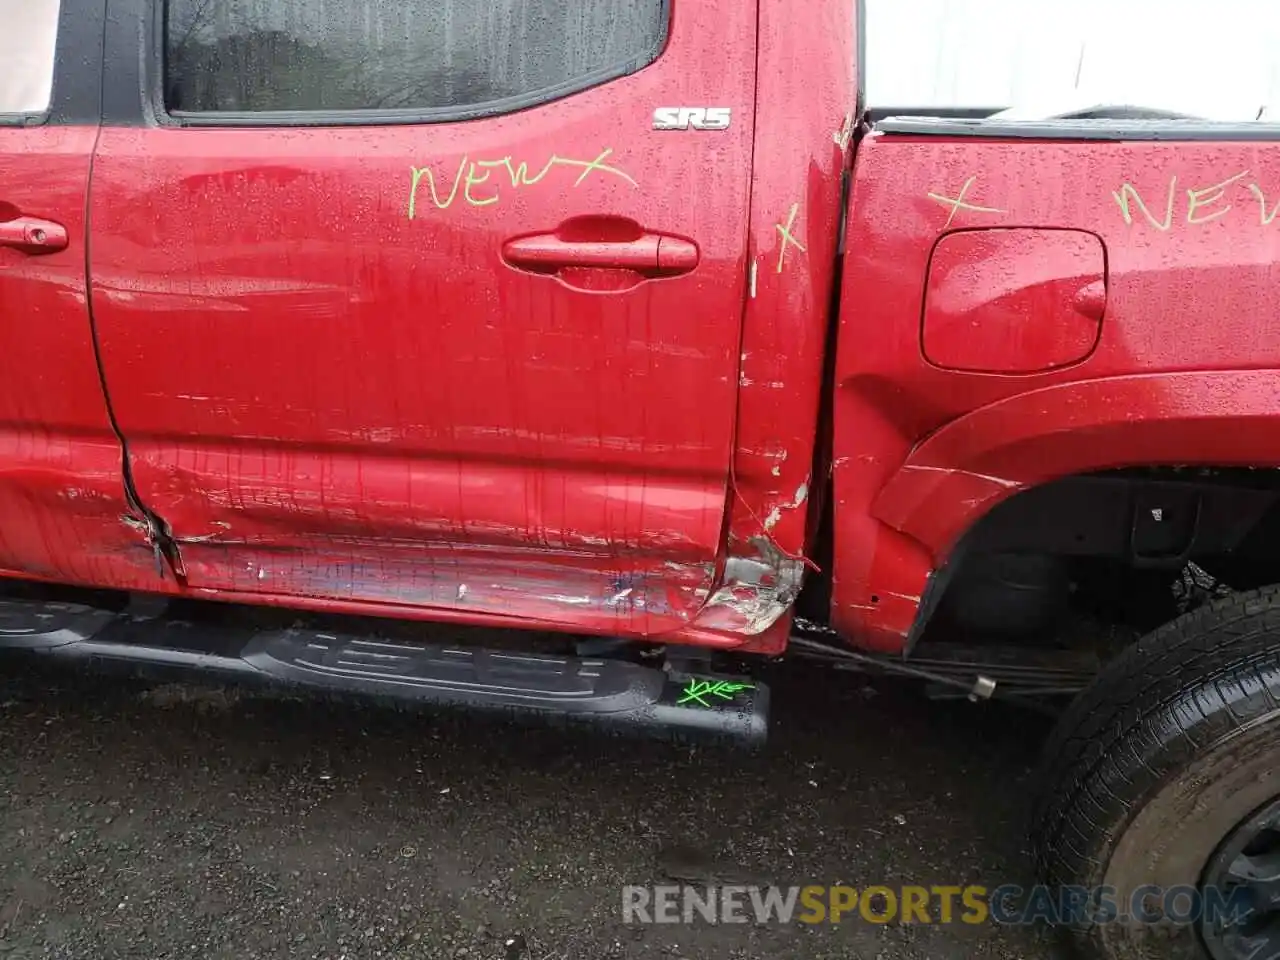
[0, 598, 768, 744]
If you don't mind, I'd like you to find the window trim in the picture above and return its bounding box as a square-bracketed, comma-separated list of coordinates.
[149, 0, 672, 128]
[0, 112, 50, 129]
[874, 116, 1280, 142]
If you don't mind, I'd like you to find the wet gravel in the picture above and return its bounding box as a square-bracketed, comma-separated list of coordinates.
[0, 638, 1071, 959]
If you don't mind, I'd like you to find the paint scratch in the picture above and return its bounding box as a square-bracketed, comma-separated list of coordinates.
[833, 112, 855, 151]
[763, 482, 810, 532]
[698, 538, 806, 636]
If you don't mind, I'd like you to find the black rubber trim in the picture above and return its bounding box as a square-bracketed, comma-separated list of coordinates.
[864, 106, 1004, 124]
[903, 565, 948, 657]
[102, 0, 151, 126]
[104, 0, 670, 128]
[0, 0, 105, 127]
[875, 116, 1280, 142]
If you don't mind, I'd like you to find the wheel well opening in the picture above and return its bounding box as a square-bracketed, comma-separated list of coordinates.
[914, 467, 1280, 653]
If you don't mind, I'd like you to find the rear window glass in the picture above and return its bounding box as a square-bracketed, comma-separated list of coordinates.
[0, 0, 59, 115]
[164, 0, 669, 116]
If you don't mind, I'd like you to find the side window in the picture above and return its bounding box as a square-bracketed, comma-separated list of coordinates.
[0, 0, 60, 115]
[164, 0, 669, 117]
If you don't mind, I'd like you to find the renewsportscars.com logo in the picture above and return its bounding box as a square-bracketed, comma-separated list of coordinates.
[621, 884, 1255, 926]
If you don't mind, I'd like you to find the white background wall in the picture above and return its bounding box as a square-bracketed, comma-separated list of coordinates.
[865, 0, 1280, 121]
[0, 0, 60, 113]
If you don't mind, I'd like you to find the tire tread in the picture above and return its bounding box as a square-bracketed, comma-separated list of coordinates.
[1032, 585, 1280, 899]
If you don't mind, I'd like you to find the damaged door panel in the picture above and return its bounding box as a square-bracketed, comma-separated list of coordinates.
[87, 0, 758, 637]
[0, 0, 163, 589]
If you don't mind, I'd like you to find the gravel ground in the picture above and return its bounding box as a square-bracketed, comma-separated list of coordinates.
[0, 632, 1071, 960]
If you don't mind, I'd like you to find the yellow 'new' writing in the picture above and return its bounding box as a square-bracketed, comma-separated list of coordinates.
[407, 149, 637, 219]
[1112, 171, 1279, 230]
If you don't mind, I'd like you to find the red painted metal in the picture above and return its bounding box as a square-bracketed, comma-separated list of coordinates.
[14, 11, 1280, 664]
[501, 221, 699, 286]
[503, 232, 664, 272]
[86, 2, 764, 639]
[0, 215, 70, 253]
[0, 128, 157, 587]
[922, 228, 1105, 373]
[710, 0, 858, 652]
[832, 135, 1280, 652]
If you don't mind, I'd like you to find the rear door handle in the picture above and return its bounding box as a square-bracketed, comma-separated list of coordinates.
[0, 216, 69, 254]
[503, 232, 698, 276]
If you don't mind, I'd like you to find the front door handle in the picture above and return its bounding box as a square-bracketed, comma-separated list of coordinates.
[503, 229, 698, 277]
[0, 216, 69, 254]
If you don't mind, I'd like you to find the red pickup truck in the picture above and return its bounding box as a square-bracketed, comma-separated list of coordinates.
[5, 1, 1280, 956]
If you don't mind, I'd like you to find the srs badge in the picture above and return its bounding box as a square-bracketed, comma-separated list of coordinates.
[653, 107, 732, 131]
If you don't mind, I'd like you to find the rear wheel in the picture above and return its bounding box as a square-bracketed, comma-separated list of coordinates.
[1031, 585, 1280, 960]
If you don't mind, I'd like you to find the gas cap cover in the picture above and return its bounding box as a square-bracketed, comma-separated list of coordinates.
[922, 228, 1106, 374]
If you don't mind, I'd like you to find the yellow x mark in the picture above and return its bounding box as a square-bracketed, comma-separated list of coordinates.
[776, 203, 806, 273]
[927, 176, 1005, 230]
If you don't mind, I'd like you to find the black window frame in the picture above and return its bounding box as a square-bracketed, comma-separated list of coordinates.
[148, 0, 672, 128]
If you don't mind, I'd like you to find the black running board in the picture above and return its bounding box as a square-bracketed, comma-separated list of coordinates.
[0, 598, 768, 744]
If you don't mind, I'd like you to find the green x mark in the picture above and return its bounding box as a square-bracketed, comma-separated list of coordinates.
[678, 678, 755, 708]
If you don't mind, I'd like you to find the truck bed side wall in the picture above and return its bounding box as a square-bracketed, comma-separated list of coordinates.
[833, 126, 1280, 651]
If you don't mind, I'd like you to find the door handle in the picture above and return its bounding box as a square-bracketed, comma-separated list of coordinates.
[503, 231, 698, 276]
[0, 216, 69, 254]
